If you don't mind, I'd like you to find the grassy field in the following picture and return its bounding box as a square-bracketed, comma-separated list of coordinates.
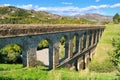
[0, 64, 119, 80]
[0, 24, 120, 80]
[89, 24, 120, 72]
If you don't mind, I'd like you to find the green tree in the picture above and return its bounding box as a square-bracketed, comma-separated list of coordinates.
[109, 35, 120, 67]
[38, 40, 49, 50]
[60, 36, 66, 45]
[113, 13, 120, 24]
[0, 44, 22, 63]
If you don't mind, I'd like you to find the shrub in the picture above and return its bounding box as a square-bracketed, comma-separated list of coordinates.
[60, 36, 66, 45]
[37, 61, 44, 66]
[109, 36, 120, 67]
[113, 13, 120, 24]
[37, 40, 49, 50]
[89, 59, 115, 72]
[0, 44, 22, 64]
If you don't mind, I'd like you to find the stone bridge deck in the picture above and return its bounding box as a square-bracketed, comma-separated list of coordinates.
[0, 24, 105, 38]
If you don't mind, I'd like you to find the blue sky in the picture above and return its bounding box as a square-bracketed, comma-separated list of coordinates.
[0, 0, 120, 16]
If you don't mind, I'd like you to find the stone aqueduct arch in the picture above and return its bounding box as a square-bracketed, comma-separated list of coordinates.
[0, 24, 105, 70]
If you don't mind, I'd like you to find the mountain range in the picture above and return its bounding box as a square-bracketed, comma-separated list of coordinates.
[75, 13, 113, 23]
[0, 6, 113, 24]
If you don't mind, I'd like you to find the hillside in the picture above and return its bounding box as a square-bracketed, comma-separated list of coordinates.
[0, 6, 61, 24]
[0, 6, 96, 24]
[75, 13, 113, 24]
[0, 6, 113, 24]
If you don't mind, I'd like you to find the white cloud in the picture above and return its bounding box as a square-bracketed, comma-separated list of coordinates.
[17, 4, 39, 10]
[36, 4, 109, 16]
[95, 0, 100, 2]
[62, 2, 73, 5]
[1, 3, 120, 16]
[3, 4, 11, 6]
[80, 4, 108, 11]
[17, 4, 33, 9]
[110, 3, 120, 8]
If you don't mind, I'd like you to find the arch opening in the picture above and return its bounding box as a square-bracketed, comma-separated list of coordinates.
[73, 34, 79, 55]
[59, 36, 67, 62]
[93, 31, 96, 44]
[88, 31, 92, 47]
[82, 32, 87, 50]
[36, 38, 51, 69]
[80, 34, 84, 52]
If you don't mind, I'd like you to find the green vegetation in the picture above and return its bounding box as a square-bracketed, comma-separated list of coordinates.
[0, 6, 96, 24]
[0, 44, 22, 64]
[113, 13, 120, 24]
[0, 64, 22, 71]
[37, 39, 49, 50]
[60, 36, 66, 45]
[0, 6, 120, 79]
[89, 24, 120, 72]
[59, 36, 66, 59]
[0, 64, 119, 80]
[109, 34, 120, 68]
[59, 43, 65, 60]
[0, 24, 120, 79]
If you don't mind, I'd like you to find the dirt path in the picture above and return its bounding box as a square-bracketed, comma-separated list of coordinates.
[36, 49, 49, 66]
